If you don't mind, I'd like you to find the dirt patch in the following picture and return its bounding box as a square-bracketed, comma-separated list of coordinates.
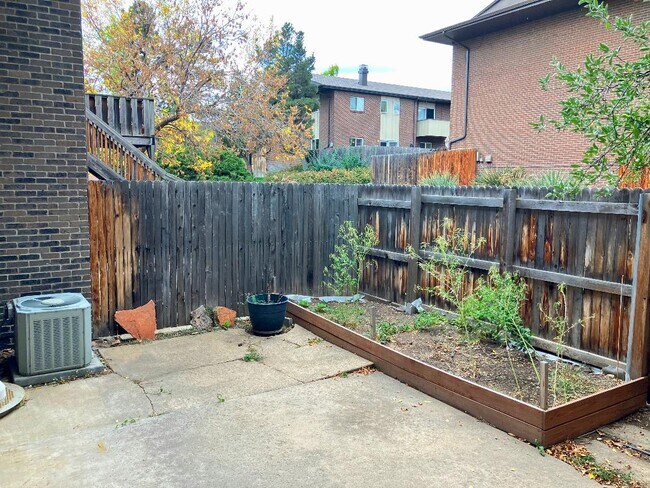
[313, 300, 620, 408]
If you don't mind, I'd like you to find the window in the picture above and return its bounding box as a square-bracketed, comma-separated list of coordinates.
[380, 100, 388, 113]
[349, 137, 364, 147]
[350, 97, 365, 112]
[419, 142, 433, 149]
[418, 107, 436, 121]
[380, 140, 398, 147]
[393, 101, 400, 115]
[311, 139, 319, 150]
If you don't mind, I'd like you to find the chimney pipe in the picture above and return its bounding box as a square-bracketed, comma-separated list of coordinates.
[358, 64, 368, 86]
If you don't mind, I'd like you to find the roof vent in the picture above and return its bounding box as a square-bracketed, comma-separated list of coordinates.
[358, 64, 369, 86]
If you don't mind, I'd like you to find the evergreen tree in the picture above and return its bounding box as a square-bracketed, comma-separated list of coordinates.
[261, 23, 319, 123]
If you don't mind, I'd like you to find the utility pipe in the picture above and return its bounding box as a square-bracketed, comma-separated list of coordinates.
[443, 33, 470, 149]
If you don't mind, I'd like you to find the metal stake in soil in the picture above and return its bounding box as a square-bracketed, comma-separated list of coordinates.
[540, 360, 549, 410]
[370, 306, 377, 341]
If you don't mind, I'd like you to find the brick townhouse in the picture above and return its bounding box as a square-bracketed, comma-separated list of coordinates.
[311, 66, 451, 149]
[422, 0, 650, 172]
[0, 0, 90, 343]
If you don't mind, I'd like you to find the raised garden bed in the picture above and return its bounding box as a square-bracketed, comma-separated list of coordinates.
[287, 300, 648, 446]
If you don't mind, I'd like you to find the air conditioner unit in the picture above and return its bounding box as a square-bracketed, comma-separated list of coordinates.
[14, 293, 92, 376]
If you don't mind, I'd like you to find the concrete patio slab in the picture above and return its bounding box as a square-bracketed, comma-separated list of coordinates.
[0, 373, 152, 450]
[281, 324, 322, 347]
[260, 340, 373, 382]
[599, 422, 649, 451]
[582, 437, 650, 483]
[0, 371, 596, 487]
[98, 329, 251, 381]
[140, 360, 301, 414]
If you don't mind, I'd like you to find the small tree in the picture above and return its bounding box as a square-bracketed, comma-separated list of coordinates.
[324, 221, 378, 295]
[407, 218, 485, 323]
[533, 0, 650, 190]
[322, 65, 340, 76]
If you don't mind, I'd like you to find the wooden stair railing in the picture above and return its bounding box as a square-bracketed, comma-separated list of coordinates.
[86, 109, 179, 181]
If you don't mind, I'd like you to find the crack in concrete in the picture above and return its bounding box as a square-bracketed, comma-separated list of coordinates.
[111, 371, 157, 418]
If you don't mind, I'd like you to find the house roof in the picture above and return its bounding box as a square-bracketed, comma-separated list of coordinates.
[311, 74, 451, 103]
[420, 0, 581, 45]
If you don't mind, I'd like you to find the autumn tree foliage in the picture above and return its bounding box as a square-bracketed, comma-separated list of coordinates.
[214, 32, 312, 161]
[82, 0, 248, 133]
[82, 0, 312, 171]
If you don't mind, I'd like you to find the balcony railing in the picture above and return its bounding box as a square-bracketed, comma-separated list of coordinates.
[416, 119, 450, 138]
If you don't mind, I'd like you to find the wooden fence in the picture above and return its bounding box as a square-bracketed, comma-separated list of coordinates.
[88, 181, 650, 378]
[88, 181, 357, 337]
[308, 145, 434, 165]
[358, 185, 650, 377]
[371, 149, 477, 185]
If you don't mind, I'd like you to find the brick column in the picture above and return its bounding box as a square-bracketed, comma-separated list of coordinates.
[0, 0, 90, 344]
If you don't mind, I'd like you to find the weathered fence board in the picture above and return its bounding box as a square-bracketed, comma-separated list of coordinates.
[356, 185, 645, 365]
[89, 181, 357, 334]
[371, 149, 477, 185]
[88, 181, 649, 378]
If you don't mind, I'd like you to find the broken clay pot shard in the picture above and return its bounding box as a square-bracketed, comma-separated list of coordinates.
[214, 306, 237, 328]
[114, 300, 157, 341]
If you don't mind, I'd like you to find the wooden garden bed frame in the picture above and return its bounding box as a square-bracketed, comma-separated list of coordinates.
[287, 302, 648, 446]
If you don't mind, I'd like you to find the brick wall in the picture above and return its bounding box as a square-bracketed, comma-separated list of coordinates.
[318, 91, 331, 146]
[0, 0, 90, 343]
[399, 99, 416, 147]
[330, 90, 382, 147]
[318, 89, 451, 148]
[435, 102, 450, 121]
[449, 0, 649, 173]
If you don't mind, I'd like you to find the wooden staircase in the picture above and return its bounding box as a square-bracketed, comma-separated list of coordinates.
[85, 94, 179, 182]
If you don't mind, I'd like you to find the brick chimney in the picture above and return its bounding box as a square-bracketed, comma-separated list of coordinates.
[358, 65, 368, 86]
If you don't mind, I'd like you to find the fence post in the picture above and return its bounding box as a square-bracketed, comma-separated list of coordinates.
[627, 192, 650, 380]
[406, 186, 422, 302]
[501, 188, 517, 273]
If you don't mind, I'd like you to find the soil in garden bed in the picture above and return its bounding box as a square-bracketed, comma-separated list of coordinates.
[307, 300, 621, 408]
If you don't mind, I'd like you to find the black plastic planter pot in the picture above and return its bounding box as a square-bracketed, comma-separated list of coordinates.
[246, 294, 288, 335]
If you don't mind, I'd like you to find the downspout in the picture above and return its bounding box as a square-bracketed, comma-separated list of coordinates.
[444, 32, 470, 150]
[413, 99, 418, 147]
[328, 92, 333, 147]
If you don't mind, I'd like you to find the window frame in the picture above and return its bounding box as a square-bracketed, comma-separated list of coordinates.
[349, 137, 364, 147]
[380, 100, 388, 114]
[418, 107, 436, 121]
[350, 96, 365, 112]
[393, 100, 400, 115]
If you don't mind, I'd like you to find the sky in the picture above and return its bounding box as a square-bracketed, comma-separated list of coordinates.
[244, 0, 493, 91]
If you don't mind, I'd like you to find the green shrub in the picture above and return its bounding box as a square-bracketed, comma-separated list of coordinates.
[526, 170, 570, 189]
[324, 303, 364, 328]
[459, 267, 531, 350]
[208, 150, 253, 182]
[474, 167, 527, 187]
[324, 221, 378, 295]
[265, 167, 371, 184]
[160, 146, 253, 182]
[419, 173, 459, 187]
[309, 151, 367, 171]
[376, 321, 412, 343]
[413, 311, 446, 330]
